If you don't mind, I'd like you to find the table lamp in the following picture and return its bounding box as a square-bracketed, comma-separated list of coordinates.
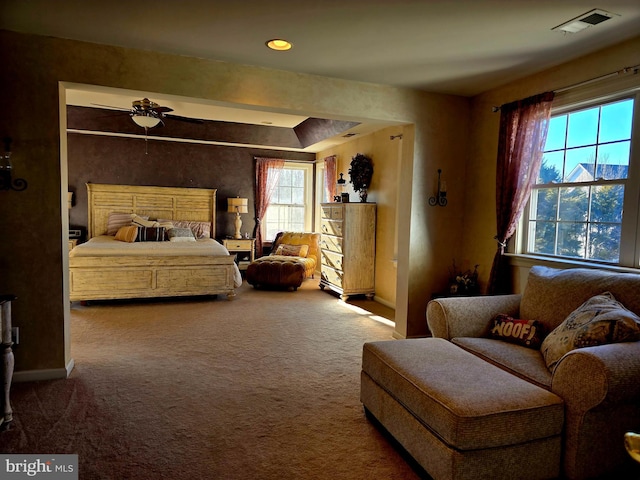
[228, 197, 248, 239]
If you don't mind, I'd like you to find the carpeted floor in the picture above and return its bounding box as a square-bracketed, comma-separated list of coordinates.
[1, 279, 428, 479]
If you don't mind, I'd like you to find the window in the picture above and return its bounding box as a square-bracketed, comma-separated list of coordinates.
[523, 94, 640, 267]
[263, 162, 313, 241]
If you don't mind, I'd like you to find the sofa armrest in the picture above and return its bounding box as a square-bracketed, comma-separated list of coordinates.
[426, 294, 521, 339]
[552, 342, 640, 411]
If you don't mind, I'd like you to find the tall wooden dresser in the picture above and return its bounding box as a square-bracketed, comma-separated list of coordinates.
[319, 202, 376, 301]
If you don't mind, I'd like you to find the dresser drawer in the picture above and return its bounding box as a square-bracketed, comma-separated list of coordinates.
[321, 249, 343, 271]
[225, 239, 253, 250]
[321, 219, 343, 237]
[321, 265, 343, 288]
[321, 205, 344, 220]
[320, 235, 342, 254]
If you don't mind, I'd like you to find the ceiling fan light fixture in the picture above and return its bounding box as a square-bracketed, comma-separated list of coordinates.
[266, 39, 292, 51]
[132, 114, 161, 128]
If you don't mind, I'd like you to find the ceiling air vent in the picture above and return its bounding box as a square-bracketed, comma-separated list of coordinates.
[552, 9, 617, 34]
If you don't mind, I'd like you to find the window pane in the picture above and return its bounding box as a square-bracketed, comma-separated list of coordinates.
[567, 107, 599, 148]
[599, 99, 634, 143]
[529, 220, 556, 255]
[558, 187, 588, 222]
[533, 188, 558, 221]
[538, 154, 563, 183]
[588, 224, 620, 262]
[564, 147, 596, 182]
[278, 186, 292, 204]
[596, 142, 630, 179]
[544, 115, 567, 151]
[291, 169, 304, 186]
[590, 184, 624, 223]
[292, 186, 304, 204]
[557, 222, 586, 258]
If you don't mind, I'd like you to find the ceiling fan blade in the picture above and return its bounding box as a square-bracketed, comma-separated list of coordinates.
[152, 106, 174, 113]
[90, 103, 131, 112]
[165, 114, 204, 124]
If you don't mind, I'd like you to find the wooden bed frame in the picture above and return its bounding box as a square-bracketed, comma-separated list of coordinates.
[69, 183, 237, 302]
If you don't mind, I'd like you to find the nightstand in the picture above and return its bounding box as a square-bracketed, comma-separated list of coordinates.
[68, 239, 78, 253]
[222, 238, 255, 271]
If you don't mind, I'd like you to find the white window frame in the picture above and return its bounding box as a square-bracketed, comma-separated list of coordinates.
[517, 86, 640, 270]
[262, 162, 314, 241]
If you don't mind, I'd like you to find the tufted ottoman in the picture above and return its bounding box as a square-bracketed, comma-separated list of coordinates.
[361, 338, 564, 480]
[246, 257, 306, 291]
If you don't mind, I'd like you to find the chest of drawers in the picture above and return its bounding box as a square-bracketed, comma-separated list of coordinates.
[319, 203, 376, 301]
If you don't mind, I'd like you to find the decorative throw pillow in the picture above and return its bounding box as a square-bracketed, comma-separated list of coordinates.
[274, 244, 309, 257]
[541, 292, 640, 371]
[167, 227, 196, 242]
[132, 214, 160, 228]
[489, 314, 545, 349]
[136, 227, 166, 242]
[106, 212, 135, 236]
[114, 225, 139, 243]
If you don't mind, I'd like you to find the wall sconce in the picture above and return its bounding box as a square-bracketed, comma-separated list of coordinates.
[227, 196, 248, 239]
[0, 137, 27, 191]
[428, 169, 447, 207]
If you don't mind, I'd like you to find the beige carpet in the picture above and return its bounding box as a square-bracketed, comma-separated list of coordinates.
[1, 279, 427, 479]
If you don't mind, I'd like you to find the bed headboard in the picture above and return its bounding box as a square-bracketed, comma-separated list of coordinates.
[86, 183, 217, 239]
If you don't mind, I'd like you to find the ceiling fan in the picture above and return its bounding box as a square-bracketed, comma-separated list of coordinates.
[91, 98, 204, 130]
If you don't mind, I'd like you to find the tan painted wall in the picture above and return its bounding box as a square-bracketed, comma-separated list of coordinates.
[0, 29, 470, 375]
[463, 35, 640, 292]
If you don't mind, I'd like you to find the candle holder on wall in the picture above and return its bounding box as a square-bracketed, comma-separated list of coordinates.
[428, 169, 447, 207]
[0, 137, 27, 192]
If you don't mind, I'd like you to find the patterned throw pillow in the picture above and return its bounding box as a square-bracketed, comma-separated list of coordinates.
[167, 227, 196, 242]
[489, 314, 545, 349]
[274, 244, 309, 257]
[114, 225, 139, 243]
[541, 292, 640, 371]
[136, 227, 166, 242]
[106, 212, 135, 236]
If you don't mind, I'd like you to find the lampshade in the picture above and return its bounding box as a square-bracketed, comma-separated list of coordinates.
[132, 114, 161, 128]
[228, 197, 248, 214]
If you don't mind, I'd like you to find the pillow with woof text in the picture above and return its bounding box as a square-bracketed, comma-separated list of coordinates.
[490, 314, 545, 349]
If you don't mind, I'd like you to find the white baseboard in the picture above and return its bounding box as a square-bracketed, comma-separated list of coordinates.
[13, 358, 75, 383]
[373, 295, 395, 310]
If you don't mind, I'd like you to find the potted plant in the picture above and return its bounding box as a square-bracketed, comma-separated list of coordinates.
[348, 153, 373, 202]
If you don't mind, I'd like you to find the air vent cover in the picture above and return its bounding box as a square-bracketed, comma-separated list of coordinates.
[552, 9, 617, 34]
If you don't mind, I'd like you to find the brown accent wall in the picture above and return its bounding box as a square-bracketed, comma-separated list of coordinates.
[67, 133, 314, 239]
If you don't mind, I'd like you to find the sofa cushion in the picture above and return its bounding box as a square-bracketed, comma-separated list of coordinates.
[541, 292, 640, 371]
[274, 243, 309, 257]
[362, 338, 564, 450]
[453, 337, 552, 389]
[489, 314, 545, 349]
[520, 266, 640, 333]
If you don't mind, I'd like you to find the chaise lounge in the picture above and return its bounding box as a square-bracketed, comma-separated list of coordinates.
[361, 266, 640, 479]
[246, 231, 320, 291]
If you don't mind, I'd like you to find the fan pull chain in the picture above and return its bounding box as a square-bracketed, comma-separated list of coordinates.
[144, 127, 149, 155]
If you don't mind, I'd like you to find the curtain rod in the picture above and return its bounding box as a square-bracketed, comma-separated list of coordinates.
[492, 64, 640, 112]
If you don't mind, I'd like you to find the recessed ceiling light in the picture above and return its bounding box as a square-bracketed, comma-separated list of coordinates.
[266, 39, 293, 51]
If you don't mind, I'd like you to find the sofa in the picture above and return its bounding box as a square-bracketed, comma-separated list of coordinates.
[361, 266, 640, 479]
[246, 231, 320, 290]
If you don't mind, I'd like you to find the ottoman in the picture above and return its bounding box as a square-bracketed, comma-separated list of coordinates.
[246, 258, 306, 291]
[361, 338, 564, 480]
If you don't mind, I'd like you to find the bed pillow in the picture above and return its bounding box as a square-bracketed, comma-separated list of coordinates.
[171, 220, 211, 239]
[136, 226, 166, 242]
[541, 292, 640, 371]
[132, 215, 160, 228]
[167, 227, 196, 242]
[114, 225, 139, 243]
[106, 212, 135, 236]
[274, 244, 309, 257]
[489, 314, 545, 349]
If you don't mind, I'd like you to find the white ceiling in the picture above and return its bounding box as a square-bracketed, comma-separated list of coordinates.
[3, 0, 640, 150]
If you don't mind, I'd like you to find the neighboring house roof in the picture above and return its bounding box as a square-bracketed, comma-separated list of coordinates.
[565, 163, 629, 182]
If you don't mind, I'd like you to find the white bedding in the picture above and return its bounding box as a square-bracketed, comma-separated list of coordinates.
[71, 235, 243, 287]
